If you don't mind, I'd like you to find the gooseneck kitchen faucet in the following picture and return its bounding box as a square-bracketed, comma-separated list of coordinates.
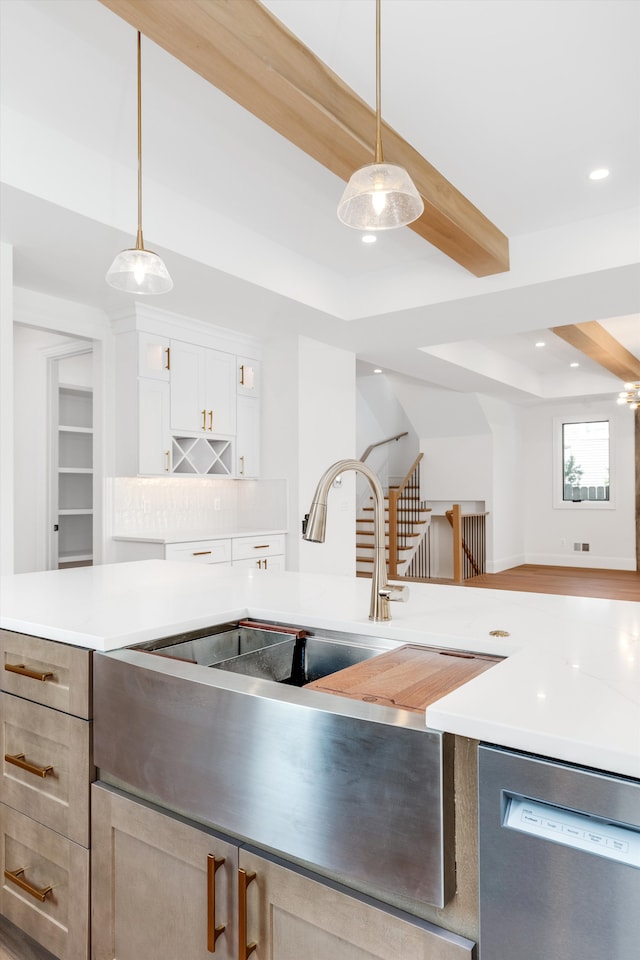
[302, 459, 409, 621]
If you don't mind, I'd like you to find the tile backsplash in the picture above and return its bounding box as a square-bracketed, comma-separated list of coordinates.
[109, 477, 287, 538]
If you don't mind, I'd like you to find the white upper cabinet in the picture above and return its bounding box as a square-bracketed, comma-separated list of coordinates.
[237, 356, 260, 396]
[138, 332, 171, 381]
[138, 379, 170, 476]
[170, 340, 236, 436]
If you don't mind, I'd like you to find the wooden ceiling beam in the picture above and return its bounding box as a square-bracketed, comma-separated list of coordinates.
[98, 0, 509, 277]
[552, 321, 640, 382]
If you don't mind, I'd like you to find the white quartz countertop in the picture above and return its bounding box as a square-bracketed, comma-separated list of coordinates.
[112, 528, 286, 544]
[1, 561, 639, 779]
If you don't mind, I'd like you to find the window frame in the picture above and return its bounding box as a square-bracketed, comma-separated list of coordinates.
[552, 415, 615, 510]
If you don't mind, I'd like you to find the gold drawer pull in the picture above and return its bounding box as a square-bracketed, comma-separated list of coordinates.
[5, 753, 54, 779]
[207, 855, 225, 952]
[252, 545, 270, 550]
[238, 868, 257, 959]
[202, 409, 207, 430]
[192, 551, 213, 557]
[4, 867, 53, 903]
[4, 663, 54, 682]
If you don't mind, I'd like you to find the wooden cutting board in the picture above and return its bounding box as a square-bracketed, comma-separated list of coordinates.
[305, 644, 501, 713]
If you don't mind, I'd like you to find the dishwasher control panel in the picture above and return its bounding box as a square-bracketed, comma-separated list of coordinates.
[504, 794, 640, 868]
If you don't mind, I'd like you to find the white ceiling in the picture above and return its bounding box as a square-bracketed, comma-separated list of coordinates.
[1, 0, 639, 403]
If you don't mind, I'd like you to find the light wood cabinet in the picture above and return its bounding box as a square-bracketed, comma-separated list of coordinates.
[170, 340, 236, 436]
[91, 784, 239, 960]
[91, 784, 474, 960]
[240, 848, 474, 960]
[0, 629, 93, 960]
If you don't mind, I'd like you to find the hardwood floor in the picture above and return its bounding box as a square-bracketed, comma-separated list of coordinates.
[462, 564, 640, 602]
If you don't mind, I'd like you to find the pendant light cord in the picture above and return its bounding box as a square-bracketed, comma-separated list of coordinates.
[136, 30, 144, 251]
[374, 0, 383, 163]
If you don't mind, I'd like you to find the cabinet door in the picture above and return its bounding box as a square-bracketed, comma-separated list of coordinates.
[237, 357, 260, 397]
[238, 849, 474, 960]
[236, 395, 260, 477]
[204, 349, 236, 435]
[92, 784, 238, 960]
[170, 340, 205, 432]
[138, 379, 170, 475]
[138, 333, 171, 381]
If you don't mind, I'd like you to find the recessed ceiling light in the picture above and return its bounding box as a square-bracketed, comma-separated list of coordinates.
[570, 362, 580, 368]
[362, 234, 377, 244]
[373, 368, 382, 374]
[588, 168, 610, 181]
[535, 341, 546, 348]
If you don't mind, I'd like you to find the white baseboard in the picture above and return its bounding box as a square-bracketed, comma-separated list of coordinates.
[487, 554, 526, 574]
[523, 553, 636, 571]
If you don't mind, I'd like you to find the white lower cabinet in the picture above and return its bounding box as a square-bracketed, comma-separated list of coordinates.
[231, 534, 285, 571]
[91, 784, 472, 960]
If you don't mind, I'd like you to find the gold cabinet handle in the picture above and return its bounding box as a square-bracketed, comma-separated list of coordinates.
[252, 545, 270, 550]
[239, 364, 254, 389]
[238, 868, 257, 960]
[208, 410, 214, 432]
[202, 409, 207, 430]
[207, 855, 226, 952]
[4, 868, 52, 903]
[192, 551, 212, 557]
[239, 455, 245, 477]
[165, 346, 171, 370]
[165, 450, 171, 473]
[4, 663, 54, 682]
[5, 753, 54, 779]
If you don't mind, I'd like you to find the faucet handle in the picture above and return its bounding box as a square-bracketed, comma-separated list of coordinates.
[379, 584, 410, 603]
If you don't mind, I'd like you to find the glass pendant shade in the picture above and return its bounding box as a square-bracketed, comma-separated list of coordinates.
[106, 31, 172, 295]
[106, 246, 173, 295]
[337, 162, 424, 230]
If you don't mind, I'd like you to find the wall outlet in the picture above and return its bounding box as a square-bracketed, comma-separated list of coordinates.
[573, 541, 590, 552]
[582, 542, 590, 552]
[214, 498, 221, 511]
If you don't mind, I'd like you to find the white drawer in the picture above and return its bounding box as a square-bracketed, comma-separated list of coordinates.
[0, 631, 91, 720]
[1, 693, 93, 847]
[231, 534, 285, 560]
[0, 802, 89, 960]
[164, 539, 231, 564]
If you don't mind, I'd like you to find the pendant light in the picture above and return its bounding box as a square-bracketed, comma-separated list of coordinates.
[106, 32, 173, 295]
[337, 0, 424, 231]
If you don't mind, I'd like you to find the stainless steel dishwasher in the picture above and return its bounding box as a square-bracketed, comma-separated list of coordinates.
[478, 744, 640, 960]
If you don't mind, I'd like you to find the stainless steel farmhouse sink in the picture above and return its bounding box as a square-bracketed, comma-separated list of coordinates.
[93, 619, 456, 911]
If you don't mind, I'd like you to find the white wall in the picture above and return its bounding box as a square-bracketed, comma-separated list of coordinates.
[263, 335, 356, 575]
[478, 396, 525, 572]
[12, 287, 111, 572]
[522, 398, 635, 569]
[0, 243, 14, 574]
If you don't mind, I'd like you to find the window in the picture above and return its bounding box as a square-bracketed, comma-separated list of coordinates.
[554, 418, 613, 509]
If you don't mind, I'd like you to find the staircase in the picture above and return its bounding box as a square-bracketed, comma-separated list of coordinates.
[356, 455, 431, 579]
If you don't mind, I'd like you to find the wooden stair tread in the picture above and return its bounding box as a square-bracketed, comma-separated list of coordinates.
[305, 644, 501, 713]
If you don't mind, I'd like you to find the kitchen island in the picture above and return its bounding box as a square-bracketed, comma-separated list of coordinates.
[1, 559, 638, 778]
[1, 561, 638, 960]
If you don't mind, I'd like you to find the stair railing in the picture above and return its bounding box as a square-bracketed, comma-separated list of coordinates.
[388, 454, 423, 578]
[445, 505, 489, 581]
[359, 431, 408, 463]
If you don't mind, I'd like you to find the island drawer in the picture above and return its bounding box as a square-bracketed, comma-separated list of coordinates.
[164, 538, 231, 564]
[0, 802, 89, 960]
[0, 630, 91, 720]
[231, 534, 285, 560]
[0, 693, 93, 847]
